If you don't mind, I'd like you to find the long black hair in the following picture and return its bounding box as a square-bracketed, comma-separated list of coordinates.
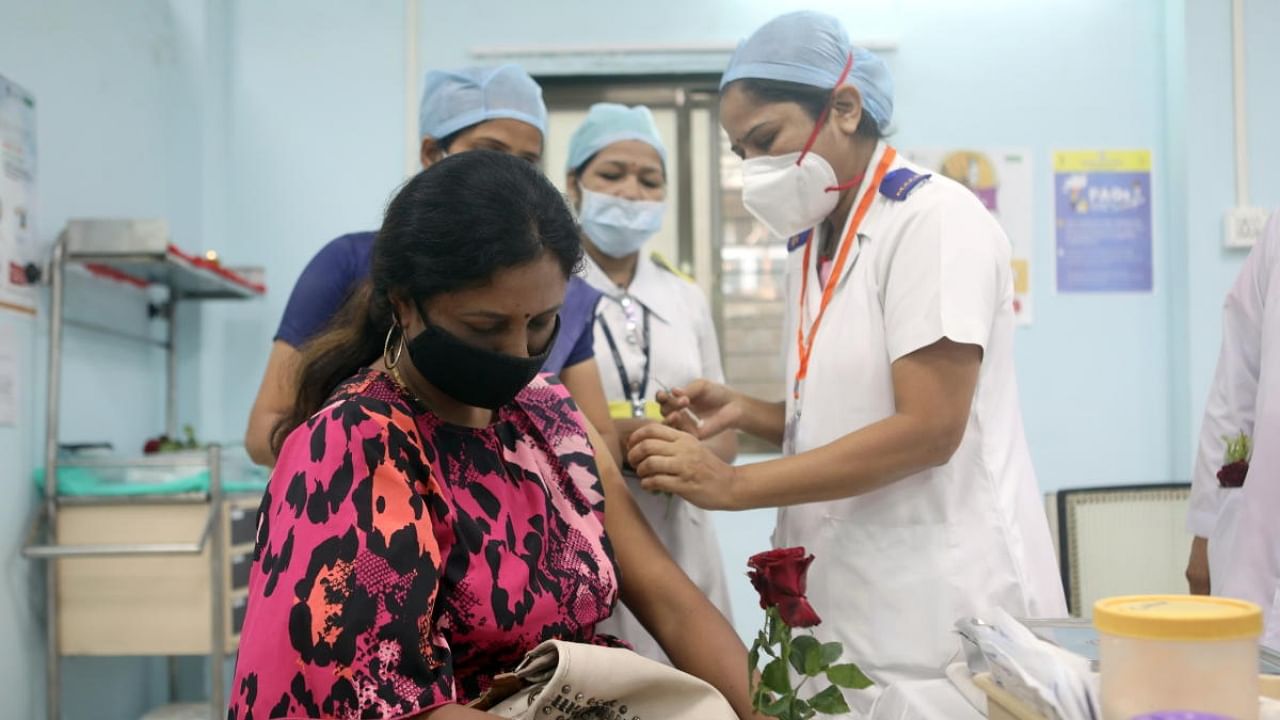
[272, 149, 583, 454]
[725, 78, 883, 139]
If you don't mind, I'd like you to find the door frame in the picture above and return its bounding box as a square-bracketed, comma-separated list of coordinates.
[537, 75, 726, 350]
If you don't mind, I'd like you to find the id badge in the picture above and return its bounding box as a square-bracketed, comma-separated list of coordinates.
[629, 384, 649, 418]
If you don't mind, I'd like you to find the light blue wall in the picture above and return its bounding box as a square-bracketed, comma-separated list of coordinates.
[207, 0, 408, 445]
[418, 0, 1208, 492]
[879, 0, 1176, 490]
[2, 0, 1279, 715]
[425, 0, 1274, 490]
[0, 306, 41, 720]
[222, 0, 1268, 490]
[1182, 0, 1280, 470]
[228, 0, 1279, 643]
[0, 0, 228, 717]
[424, 0, 902, 70]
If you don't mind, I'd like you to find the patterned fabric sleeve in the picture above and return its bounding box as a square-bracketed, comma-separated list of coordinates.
[229, 395, 456, 720]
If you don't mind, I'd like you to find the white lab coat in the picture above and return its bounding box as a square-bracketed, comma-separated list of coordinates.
[1188, 211, 1280, 645]
[582, 253, 734, 663]
[775, 142, 1066, 713]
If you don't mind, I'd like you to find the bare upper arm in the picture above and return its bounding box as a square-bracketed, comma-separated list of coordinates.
[560, 359, 623, 463]
[245, 340, 301, 466]
[890, 338, 983, 462]
[582, 421, 677, 596]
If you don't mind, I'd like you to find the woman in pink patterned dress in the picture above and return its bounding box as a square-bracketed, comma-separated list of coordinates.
[228, 150, 758, 720]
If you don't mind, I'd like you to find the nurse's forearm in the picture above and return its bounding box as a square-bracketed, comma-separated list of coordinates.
[734, 394, 787, 446]
[730, 339, 981, 509]
[732, 413, 952, 509]
[704, 428, 738, 464]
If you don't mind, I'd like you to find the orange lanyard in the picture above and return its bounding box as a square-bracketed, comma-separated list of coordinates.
[794, 147, 897, 399]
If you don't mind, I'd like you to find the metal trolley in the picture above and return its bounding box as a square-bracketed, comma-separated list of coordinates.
[22, 220, 265, 720]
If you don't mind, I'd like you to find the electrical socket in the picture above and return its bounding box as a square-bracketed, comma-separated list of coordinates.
[1224, 207, 1271, 249]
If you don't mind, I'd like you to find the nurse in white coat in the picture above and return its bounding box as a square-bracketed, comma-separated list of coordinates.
[564, 103, 736, 662]
[627, 11, 1066, 707]
[1185, 211, 1280, 645]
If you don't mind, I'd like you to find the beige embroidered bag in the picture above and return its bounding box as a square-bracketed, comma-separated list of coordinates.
[468, 640, 739, 720]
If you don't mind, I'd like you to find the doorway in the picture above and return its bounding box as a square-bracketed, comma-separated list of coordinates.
[541, 75, 787, 452]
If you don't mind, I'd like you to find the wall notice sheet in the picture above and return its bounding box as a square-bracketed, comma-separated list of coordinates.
[1054, 149, 1153, 293]
[0, 74, 37, 315]
[903, 148, 1034, 325]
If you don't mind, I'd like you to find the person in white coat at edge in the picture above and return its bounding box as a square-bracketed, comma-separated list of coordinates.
[1185, 210, 1280, 648]
[564, 103, 736, 663]
[625, 11, 1066, 711]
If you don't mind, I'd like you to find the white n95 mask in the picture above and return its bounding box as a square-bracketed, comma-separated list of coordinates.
[578, 186, 665, 258]
[740, 150, 842, 239]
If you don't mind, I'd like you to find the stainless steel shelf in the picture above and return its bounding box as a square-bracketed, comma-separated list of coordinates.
[72, 251, 263, 300]
[38, 221, 254, 719]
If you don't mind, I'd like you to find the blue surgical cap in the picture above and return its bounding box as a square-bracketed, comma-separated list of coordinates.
[418, 64, 548, 141]
[566, 103, 668, 172]
[720, 11, 894, 131]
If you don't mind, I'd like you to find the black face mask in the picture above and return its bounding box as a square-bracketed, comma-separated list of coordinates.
[404, 312, 559, 410]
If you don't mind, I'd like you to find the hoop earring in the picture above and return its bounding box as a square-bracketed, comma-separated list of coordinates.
[383, 322, 404, 369]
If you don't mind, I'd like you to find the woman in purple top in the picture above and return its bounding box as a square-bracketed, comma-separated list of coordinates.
[245, 65, 619, 467]
[229, 151, 761, 720]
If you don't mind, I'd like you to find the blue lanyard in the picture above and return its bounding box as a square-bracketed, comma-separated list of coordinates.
[596, 303, 651, 417]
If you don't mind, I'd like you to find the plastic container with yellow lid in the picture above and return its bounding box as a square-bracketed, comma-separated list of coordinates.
[1094, 595, 1263, 720]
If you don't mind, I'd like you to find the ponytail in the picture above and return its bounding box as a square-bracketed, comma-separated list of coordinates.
[270, 280, 390, 456]
[271, 150, 584, 454]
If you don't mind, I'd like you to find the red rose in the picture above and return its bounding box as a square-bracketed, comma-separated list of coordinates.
[1218, 460, 1249, 488]
[748, 547, 822, 628]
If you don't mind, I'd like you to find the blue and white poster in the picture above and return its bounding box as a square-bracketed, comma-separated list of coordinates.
[1054, 149, 1153, 293]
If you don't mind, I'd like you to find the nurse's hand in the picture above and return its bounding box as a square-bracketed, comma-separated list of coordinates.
[657, 379, 741, 439]
[627, 424, 739, 511]
[1186, 536, 1210, 595]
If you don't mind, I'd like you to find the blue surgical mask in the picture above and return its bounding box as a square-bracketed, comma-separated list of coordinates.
[578, 186, 665, 259]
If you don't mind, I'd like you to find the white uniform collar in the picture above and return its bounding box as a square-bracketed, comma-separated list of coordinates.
[582, 251, 672, 323]
[808, 140, 894, 285]
[832, 140, 892, 239]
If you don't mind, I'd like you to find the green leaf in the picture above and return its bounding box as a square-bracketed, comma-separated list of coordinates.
[760, 694, 791, 717]
[748, 643, 760, 674]
[762, 657, 792, 695]
[1224, 431, 1253, 464]
[827, 663, 874, 690]
[819, 641, 843, 669]
[792, 697, 813, 720]
[809, 685, 852, 715]
[788, 635, 816, 675]
[788, 635, 822, 675]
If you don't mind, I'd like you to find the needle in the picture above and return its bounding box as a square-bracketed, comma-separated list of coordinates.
[653, 378, 704, 428]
